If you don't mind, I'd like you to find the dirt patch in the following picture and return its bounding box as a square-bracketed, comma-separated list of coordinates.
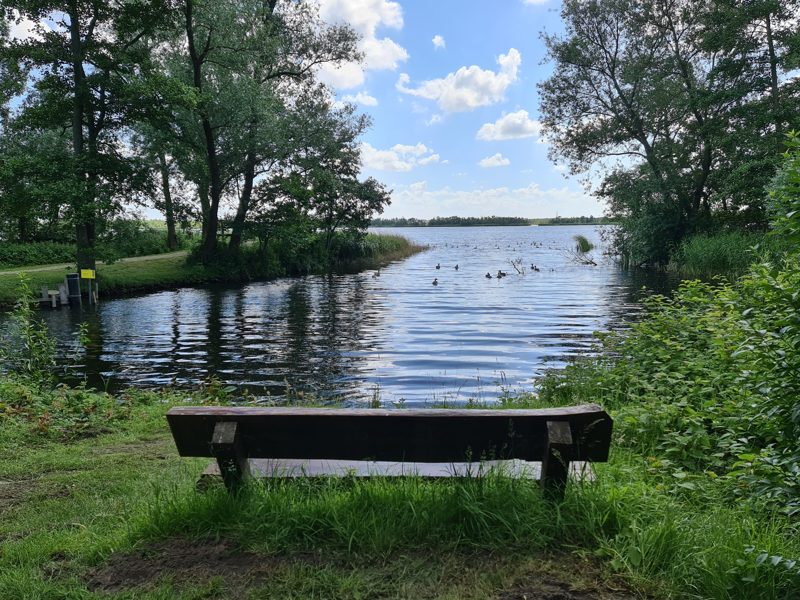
[495, 556, 639, 600]
[86, 537, 298, 592]
[0, 479, 29, 512]
[0, 477, 71, 514]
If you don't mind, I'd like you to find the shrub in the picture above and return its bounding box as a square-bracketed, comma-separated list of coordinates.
[0, 241, 74, 267]
[0, 276, 56, 382]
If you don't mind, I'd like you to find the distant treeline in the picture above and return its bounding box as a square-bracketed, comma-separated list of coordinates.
[371, 215, 615, 227]
[533, 216, 616, 226]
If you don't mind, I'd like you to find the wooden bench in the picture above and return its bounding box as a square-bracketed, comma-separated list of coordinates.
[166, 404, 612, 500]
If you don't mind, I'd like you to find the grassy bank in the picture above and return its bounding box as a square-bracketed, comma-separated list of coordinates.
[2, 374, 798, 599]
[0, 234, 424, 307]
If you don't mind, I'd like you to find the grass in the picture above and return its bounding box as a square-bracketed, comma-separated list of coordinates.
[0, 393, 625, 599]
[668, 231, 762, 278]
[1, 377, 798, 598]
[0, 234, 424, 307]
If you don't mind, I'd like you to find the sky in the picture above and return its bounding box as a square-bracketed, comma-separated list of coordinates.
[317, 0, 603, 219]
[6, 0, 604, 220]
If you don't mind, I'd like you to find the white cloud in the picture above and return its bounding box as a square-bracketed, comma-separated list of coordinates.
[476, 109, 542, 141]
[432, 35, 445, 50]
[396, 48, 521, 113]
[383, 182, 599, 219]
[317, 0, 409, 89]
[8, 10, 44, 40]
[479, 153, 510, 168]
[361, 142, 441, 171]
[341, 91, 379, 106]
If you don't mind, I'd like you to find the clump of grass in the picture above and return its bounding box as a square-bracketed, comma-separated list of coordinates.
[669, 231, 760, 278]
[574, 234, 595, 253]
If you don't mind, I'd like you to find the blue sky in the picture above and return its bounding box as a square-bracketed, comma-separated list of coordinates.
[319, 0, 603, 219]
[7, 1, 602, 220]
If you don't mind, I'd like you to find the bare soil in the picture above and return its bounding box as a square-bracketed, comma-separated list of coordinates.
[86, 537, 639, 598]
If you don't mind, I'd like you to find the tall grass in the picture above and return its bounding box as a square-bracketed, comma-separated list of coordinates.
[573, 234, 595, 253]
[333, 233, 427, 269]
[669, 231, 760, 278]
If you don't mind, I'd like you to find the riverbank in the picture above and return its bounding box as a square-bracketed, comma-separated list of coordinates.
[0, 382, 631, 599]
[0, 234, 425, 308]
[2, 371, 797, 598]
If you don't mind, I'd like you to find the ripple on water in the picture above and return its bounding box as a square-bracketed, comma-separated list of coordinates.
[19, 226, 672, 404]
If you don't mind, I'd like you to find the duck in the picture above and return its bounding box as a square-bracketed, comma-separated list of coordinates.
[435, 263, 441, 270]
[497, 270, 507, 278]
[454, 264, 459, 271]
[432, 278, 439, 286]
[485, 272, 493, 279]
[531, 264, 540, 272]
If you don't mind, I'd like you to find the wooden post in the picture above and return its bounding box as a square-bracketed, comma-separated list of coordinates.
[211, 421, 250, 492]
[540, 421, 573, 501]
[59, 284, 68, 306]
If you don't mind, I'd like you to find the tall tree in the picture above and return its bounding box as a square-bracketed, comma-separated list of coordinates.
[174, 0, 359, 263]
[539, 0, 800, 266]
[2, 0, 170, 269]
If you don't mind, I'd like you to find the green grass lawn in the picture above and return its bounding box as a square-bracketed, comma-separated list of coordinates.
[0, 398, 630, 599]
[2, 380, 798, 599]
[0, 253, 211, 307]
[0, 234, 425, 308]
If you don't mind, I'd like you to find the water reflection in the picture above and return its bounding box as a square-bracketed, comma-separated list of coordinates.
[19, 226, 674, 405]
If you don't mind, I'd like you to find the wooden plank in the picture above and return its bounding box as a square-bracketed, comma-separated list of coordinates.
[200, 458, 596, 481]
[166, 405, 612, 463]
[540, 421, 573, 500]
[210, 421, 250, 492]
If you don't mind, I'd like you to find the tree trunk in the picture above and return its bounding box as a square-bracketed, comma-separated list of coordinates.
[184, 0, 223, 264]
[68, 1, 96, 271]
[765, 12, 782, 142]
[228, 153, 257, 254]
[158, 151, 179, 250]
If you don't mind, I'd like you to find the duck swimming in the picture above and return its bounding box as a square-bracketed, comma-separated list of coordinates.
[485, 272, 492, 279]
[435, 263, 441, 270]
[454, 264, 459, 271]
[432, 278, 439, 286]
[497, 270, 507, 278]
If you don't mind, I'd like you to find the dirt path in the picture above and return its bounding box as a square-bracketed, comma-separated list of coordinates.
[0, 250, 188, 275]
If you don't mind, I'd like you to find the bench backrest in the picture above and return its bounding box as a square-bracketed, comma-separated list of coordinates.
[166, 405, 612, 463]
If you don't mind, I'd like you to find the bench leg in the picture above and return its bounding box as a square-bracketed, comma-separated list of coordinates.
[211, 421, 250, 492]
[540, 421, 573, 501]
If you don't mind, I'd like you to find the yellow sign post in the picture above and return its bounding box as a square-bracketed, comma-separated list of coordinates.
[80, 269, 97, 305]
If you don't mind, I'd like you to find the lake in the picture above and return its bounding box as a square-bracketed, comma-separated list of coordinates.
[27, 226, 672, 406]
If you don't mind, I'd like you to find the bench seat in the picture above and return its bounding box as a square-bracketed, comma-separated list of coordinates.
[167, 404, 612, 499]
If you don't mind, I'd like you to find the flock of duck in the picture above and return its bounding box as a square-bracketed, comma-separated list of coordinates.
[430, 262, 546, 286]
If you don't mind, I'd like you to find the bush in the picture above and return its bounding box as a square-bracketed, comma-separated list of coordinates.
[670, 231, 761, 278]
[0, 276, 56, 382]
[96, 220, 192, 262]
[0, 241, 74, 267]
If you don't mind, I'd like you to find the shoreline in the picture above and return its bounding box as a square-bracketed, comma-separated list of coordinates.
[0, 234, 426, 310]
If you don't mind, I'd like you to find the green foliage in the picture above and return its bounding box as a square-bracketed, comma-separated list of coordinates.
[0, 276, 55, 382]
[0, 241, 74, 267]
[573, 234, 594, 254]
[670, 231, 761, 278]
[769, 132, 800, 244]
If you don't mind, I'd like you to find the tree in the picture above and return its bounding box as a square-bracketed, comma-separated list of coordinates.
[171, 0, 360, 263]
[2, 0, 170, 269]
[539, 0, 800, 266]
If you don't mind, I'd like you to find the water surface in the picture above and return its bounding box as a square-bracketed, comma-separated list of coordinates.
[27, 226, 672, 405]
